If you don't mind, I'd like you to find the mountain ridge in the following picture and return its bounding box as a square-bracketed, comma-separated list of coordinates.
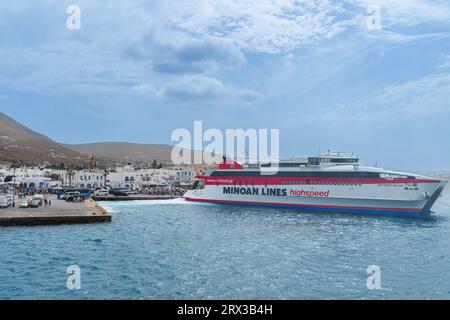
[63, 142, 175, 164]
[0, 112, 198, 166]
[0, 112, 83, 165]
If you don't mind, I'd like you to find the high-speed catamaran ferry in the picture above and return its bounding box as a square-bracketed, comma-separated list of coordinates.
[183, 154, 448, 218]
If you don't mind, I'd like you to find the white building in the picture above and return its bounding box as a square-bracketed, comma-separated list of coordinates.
[139, 167, 194, 186]
[0, 164, 195, 189]
[64, 170, 106, 188]
[0, 167, 53, 188]
[107, 165, 139, 188]
[106, 166, 195, 188]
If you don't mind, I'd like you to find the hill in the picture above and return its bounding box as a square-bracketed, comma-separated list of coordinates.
[64, 142, 216, 166]
[63, 142, 175, 164]
[0, 112, 216, 166]
[0, 112, 83, 166]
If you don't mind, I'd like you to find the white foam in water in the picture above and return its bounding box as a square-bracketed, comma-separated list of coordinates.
[135, 198, 198, 205]
[99, 198, 211, 212]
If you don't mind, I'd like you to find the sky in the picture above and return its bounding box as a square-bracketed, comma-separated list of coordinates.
[0, 0, 449, 170]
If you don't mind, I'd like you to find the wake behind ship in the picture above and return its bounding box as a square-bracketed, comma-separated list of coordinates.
[184, 154, 448, 218]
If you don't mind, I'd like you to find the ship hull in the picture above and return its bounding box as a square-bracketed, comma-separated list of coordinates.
[184, 181, 448, 218]
[184, 197, 425, 218]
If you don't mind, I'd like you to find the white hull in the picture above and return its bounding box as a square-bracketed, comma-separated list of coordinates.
[184, 179, 447, 218]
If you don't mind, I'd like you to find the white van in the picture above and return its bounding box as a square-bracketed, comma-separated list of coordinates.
[64, 191, 81, 200]
[0, 197, 8, 209]
[94, 189, 109, 196]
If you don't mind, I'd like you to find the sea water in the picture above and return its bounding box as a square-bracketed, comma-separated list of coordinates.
[1, 187, 450, 299]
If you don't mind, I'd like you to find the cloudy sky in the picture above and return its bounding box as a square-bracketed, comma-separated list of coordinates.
[0, 0, 449, 170]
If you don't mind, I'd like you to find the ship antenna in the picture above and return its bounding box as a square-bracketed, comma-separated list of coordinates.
[245, 146, 249, 164]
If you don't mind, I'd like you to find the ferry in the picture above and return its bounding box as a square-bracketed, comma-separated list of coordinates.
[183, 154, 448, 218]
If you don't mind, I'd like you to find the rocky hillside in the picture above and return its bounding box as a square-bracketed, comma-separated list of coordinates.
[0, 112, 83, 166]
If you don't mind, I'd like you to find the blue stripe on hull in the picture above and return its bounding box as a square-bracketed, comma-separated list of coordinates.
[196, 200, 428, 218]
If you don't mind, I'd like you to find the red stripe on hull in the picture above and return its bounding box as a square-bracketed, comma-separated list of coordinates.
[184, 197, 422, 213]
[203, 177, 437, 185]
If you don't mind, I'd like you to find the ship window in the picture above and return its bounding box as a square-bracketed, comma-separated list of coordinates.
[211, 170, 384, 179]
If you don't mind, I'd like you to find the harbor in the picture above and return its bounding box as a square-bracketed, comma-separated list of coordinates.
[0, 186, 448, 299]
[0, 195, 111, 226]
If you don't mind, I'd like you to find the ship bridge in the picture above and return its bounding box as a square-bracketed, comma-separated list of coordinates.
[258, 153, 359, 169]
[307, 153, 359, 167]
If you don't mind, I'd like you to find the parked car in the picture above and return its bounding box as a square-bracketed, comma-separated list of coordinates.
[5, 195, 14, 207]
[29, 199, 40, 208]
[66, 192, 88, 202]
[19, 199, 29, 208]
[0, 198, 8, 209]
[32, 195, 44, 206]
[58, 188, 92, 200]
[110, 188, 130, 196]
[57, 189, 70, 199]
[64, 191, 81, 200]
[94, 189, 109, 196]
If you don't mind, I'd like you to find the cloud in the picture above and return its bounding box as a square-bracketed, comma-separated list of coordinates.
[341, 1, 450, 48]
[306, 73, 450, 123]
[0, 44, 144, 93]
[362, 30, 449, 45]
[126, 30, 245, 74]
[374, 73, 450, 116]
[161, 0, 346, 54]
[348, 0, 450, 27]
[438, 54, 450, 69]
[2, 0, 450, 108]
[134, 75, 263, 105]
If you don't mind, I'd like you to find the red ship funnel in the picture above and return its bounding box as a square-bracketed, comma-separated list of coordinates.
[219, 160, 244, 170]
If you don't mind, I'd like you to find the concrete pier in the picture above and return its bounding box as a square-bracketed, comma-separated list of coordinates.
[0, 196, 111, 227]
[92, 195, 179, 201]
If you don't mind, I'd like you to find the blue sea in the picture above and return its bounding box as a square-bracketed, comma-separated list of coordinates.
[1, 186, 450, 300]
